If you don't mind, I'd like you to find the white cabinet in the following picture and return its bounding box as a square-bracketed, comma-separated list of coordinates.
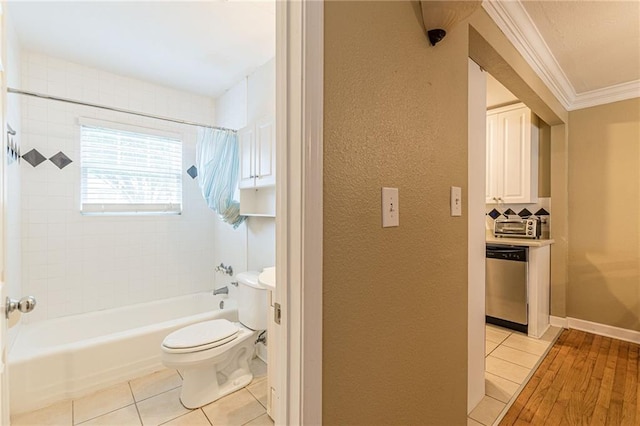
[239, 115, 276, 189]
[486, 103, 538, 204]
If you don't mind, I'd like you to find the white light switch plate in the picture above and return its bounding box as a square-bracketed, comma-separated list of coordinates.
[451, 186, 462, 216]
[382, 187, 399, 227]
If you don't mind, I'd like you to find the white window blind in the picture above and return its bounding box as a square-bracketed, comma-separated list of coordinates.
[80, 119, 183, 214]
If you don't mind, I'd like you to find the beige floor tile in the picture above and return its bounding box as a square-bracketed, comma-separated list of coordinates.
[467, 417, 484, 426]
[202, 388, 266, 426]
[502, 333, 550, 356]
[161, 409, 211, 426]
[486, 356, 531, 384]
[469, 396, 506, 426]
[73, 382, 134, 424]
[490, 345, 541, 369]
[77, 405, 140, 426]
[244, 413, 274, 426]
[485, 340, 500, 356]
[11, 400, 72, 426]
[485, 326, 510, 344]
[247, 377, 268, 408]
[130, 368, 182, 402]
[137, 388, 191, 425]
[485, 372, 520, 403]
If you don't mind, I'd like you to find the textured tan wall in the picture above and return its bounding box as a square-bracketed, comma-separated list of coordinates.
[568, 98, 640, 330]
[550, 124, 569, 317]
[323, 2, 469, 424]
[538, 119, 551, 197]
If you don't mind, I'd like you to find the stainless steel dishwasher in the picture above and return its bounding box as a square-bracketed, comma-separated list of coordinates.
[486, 244, 528, 333]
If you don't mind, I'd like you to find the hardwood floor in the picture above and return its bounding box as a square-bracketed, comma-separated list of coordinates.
[500, 328, 640, 425]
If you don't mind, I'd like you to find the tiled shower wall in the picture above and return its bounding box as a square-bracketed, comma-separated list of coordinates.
[19, 52, 219, 322]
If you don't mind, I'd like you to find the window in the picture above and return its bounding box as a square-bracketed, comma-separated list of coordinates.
[80, 118, 182, 214]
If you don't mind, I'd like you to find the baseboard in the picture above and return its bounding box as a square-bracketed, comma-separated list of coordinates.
[549, 315, 567, 328]
[549, 316, 640, 344]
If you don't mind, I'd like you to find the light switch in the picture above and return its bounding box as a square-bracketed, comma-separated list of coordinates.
[451, 186, 462, 216]
[382, 187, 399, 227]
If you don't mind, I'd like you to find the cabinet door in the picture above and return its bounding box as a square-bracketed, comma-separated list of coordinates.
[255, 115, 276, 188]
[500, 107, 532, 204]
[486, 114, 500, 203]
[238, 125, 255, 189]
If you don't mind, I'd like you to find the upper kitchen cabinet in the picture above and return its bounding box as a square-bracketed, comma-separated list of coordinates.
[239, 114, 276, 189]
[486, 103, 539, 204]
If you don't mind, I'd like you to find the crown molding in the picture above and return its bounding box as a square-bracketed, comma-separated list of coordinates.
[572, 79, 640, 110]
[482, 0, 640, 111]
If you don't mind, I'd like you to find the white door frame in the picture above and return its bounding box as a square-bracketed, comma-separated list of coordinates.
[0, 2, 9, 423]
[275, 1, 323, 425]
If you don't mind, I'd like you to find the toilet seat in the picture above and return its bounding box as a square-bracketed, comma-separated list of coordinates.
[162, 319, 239, 354]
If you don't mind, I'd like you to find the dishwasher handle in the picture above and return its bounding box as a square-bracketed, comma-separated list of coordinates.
[486, 245, 528, 262]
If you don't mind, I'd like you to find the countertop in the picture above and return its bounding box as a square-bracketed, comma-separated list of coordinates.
[486, 235, 555, 247]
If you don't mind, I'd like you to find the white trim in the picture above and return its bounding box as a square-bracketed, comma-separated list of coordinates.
[549, 315, 567, 328]
[549, 316, 640, 345]
[301, 1, 323, 424]
[567, 317, 640, 345]
[572, 79, 640, 110]
[467, 58, 486, 414]
[482, 0, 640, 111]
[482, 0, 574, 110]
[275, 0, 323, 425]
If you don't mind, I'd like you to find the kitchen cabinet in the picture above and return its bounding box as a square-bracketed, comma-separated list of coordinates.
[239, 115, 276, 189]
[486, 103, 538, 204]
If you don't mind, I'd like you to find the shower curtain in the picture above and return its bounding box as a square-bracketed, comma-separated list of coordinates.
[196, 127, 246, 228]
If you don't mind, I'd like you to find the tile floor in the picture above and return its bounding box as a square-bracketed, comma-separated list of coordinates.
[467, 324, 562, 426]
[11, 359, 272, 426]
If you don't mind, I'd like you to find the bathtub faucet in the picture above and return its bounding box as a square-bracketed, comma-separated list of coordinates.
[215, 263, 233, 276]
[213, 286, 229, 296]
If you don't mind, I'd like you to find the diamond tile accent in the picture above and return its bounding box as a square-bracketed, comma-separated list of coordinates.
[503, 208, 516, 217]
[49, 151, 73, 169]
[488, 209, 501, 220]
[518, 208, 532, 218]
[187, 165, 198, 179]
[22, 148, 47, 167]
[535, 208, 550, 216]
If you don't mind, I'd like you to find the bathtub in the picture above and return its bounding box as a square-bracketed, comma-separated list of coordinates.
[8, 292, 236, 414]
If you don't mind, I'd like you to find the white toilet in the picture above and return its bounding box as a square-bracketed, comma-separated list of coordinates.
[161, 271, 268, 408]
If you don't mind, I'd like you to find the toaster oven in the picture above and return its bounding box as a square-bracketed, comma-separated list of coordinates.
[494, 217, 541, 239]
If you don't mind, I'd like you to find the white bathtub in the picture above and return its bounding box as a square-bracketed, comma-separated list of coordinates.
[8, 292, 236, 414]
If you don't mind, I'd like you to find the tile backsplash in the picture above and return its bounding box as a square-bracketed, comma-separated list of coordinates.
[485, 197, 551, 238]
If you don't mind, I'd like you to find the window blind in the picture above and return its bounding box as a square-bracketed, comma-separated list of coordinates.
[80, 121, 182, 214]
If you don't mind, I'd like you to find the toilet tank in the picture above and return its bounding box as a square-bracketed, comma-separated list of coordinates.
[236, 271, 268, 331]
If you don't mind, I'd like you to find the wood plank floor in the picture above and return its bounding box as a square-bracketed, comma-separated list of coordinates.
[500, 328, 640, 426]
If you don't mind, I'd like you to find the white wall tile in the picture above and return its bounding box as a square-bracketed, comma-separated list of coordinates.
[20, 52, 218, 322]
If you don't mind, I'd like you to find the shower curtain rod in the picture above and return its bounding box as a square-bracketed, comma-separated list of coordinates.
[7, 88, 237, 133]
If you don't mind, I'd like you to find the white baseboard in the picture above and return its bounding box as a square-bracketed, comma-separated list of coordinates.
[548, 316, 640, 344]
[549, 315, 567, 328]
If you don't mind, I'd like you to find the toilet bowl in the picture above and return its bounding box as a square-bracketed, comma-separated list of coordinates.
[161, 271, 268, 408]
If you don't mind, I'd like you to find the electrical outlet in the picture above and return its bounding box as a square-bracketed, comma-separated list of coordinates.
[382, 187, 399, 227]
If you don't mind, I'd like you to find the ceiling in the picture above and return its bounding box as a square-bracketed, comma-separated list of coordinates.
[7, 1, 639, 110]
[7, 1, 276, 98]
[484, 0, 640, 110]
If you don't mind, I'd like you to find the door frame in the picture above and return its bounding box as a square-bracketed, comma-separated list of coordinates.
[275, 0, 323, 424]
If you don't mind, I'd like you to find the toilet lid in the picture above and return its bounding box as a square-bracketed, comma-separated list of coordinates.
[162, 319, 239, 352]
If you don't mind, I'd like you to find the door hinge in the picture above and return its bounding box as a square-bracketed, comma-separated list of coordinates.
[274, 302, 281, 325]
